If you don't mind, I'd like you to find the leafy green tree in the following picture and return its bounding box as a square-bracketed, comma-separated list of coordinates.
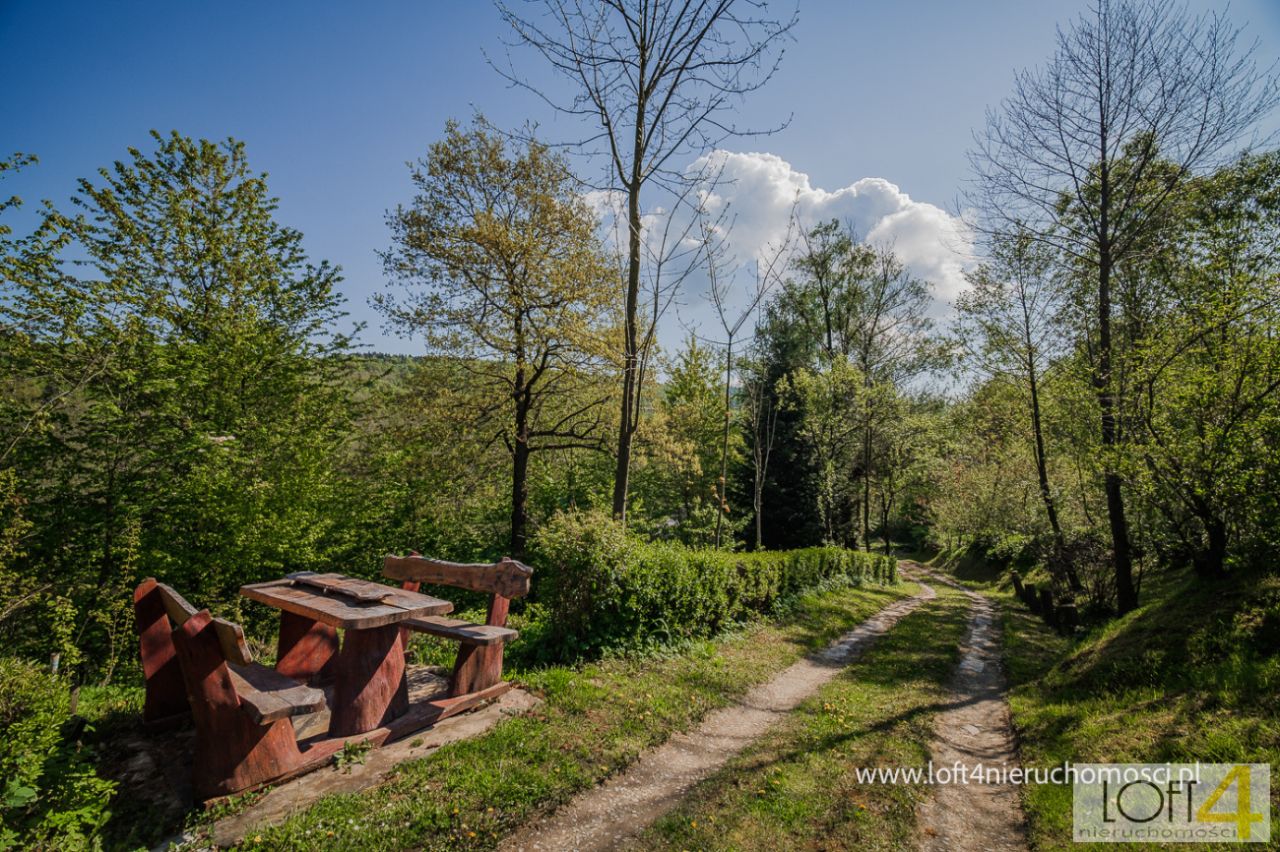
[380, 118, 615, 558]
[741, 283, 829, 548]
[778, 221, 873, 362]
[343, 356, 512, 564]
[632, 336, 734, 545]
[774, 221, 938, 550]
[0, 154, 48, 634]
[778, 360, 864, 545]
[1, 131, 355, 670]
[868, 388, 933, 554]
[925, 381, 1048, 556]
[968, 0, 1279, 611]
[1128, 152, 1280, 576]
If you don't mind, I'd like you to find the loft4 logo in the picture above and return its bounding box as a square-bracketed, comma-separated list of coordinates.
[1073, 762, 1271, 843]
[1194, 765, 1266, 840]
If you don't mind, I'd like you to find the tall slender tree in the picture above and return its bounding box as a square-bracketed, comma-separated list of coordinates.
[848, 246, 937, 551]
[495, 0, 796, 522]
[954, 230, 1080, 588]
[697, 201, 794, 547]
[967, 0, 1278, 611]
[740, 350, 779, 549]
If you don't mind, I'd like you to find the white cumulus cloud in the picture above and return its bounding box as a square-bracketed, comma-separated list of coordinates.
[606, 151, 973, 353]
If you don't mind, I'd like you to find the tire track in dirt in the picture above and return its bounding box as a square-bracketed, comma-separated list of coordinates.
[910, 564, 1028, 852]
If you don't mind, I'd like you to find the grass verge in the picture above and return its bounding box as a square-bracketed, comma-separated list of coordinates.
[208, 579, 919, 850]
[1000, 569, 1280, 851]
[633, 584, 972, 851]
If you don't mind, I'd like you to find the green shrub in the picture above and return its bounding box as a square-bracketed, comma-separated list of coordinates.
[529, 509, 897, 659]
[0, 658, 116, 850]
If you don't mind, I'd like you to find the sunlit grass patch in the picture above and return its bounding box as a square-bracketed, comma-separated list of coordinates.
[636, 585, 972, 851]
[1000, 571, 1280, 851]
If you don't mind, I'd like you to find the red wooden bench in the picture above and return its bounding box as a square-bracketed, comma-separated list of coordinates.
[382, 555, 533, 699]
[133, 578, 332, 799]
[134, 559, 533, 802]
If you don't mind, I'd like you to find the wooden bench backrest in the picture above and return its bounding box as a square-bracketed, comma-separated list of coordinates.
[152, 581, 254, 666]
[382, 555, 533, 600]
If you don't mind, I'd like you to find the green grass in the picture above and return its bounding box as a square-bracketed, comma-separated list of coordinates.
[203, 579, 919, 850]
[918, 544, 1010, 591]
[1000, 568, 1280, 851]
[633, 584, 972, 851]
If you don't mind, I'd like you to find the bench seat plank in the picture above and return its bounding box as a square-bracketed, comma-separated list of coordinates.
[227, 662, 326, 724]
[401, 616, 517, 646]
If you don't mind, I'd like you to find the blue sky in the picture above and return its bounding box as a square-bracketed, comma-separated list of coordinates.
[4, 1, 1279, 353]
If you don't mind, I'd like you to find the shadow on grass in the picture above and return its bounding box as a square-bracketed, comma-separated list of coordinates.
[638, 592, 977, 850]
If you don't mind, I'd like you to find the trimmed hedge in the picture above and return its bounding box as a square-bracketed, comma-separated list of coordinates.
[529, 510, 898, 659]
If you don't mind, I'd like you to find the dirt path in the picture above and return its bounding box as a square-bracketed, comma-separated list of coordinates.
[911, 565, 1028, 852]
[501, 573, 937, 852]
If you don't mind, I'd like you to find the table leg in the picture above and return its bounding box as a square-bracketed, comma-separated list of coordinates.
[329, 624, 410, 737]
[276, 611, 338, 685]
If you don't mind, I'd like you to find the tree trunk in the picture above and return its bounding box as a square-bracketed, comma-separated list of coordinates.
[510, 433, 530, 560]
[1097, 230, 1137, 613]
[714, 339, 733, 548]
[880, 496, 891, 554]
[510, 354, 530, 560]
[754, 490, 763, 549]
[611, 175, 643, 523]
[861, 417, 872, 553]
[1192, 512, 1228, 578]
[1028, 364, 1080, 591]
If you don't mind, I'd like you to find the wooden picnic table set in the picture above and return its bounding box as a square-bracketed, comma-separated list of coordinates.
[132, 554, 533, 802]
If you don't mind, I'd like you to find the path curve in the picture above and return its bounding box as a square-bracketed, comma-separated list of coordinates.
[502, 572, 937, 852]
[911, 564, 1028, 852]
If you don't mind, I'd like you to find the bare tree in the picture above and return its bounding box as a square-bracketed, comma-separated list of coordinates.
[741, 352, 779, 549]
[695, 198, 795, 548]
[954, 229, 1081, 590]
[495, 0, 796, 521]
[966, 0, 1278, 612]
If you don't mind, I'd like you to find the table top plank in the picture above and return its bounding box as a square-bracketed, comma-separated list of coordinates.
[240, 575, 452, 629]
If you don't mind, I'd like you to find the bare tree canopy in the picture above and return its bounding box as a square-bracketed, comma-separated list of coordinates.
[968, 0, 1278, 259]
[494, 0, 797, 521]
[494, 0, 797, 189]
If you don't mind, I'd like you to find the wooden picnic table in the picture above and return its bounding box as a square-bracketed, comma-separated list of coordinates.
[241, 572, 453, 737]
